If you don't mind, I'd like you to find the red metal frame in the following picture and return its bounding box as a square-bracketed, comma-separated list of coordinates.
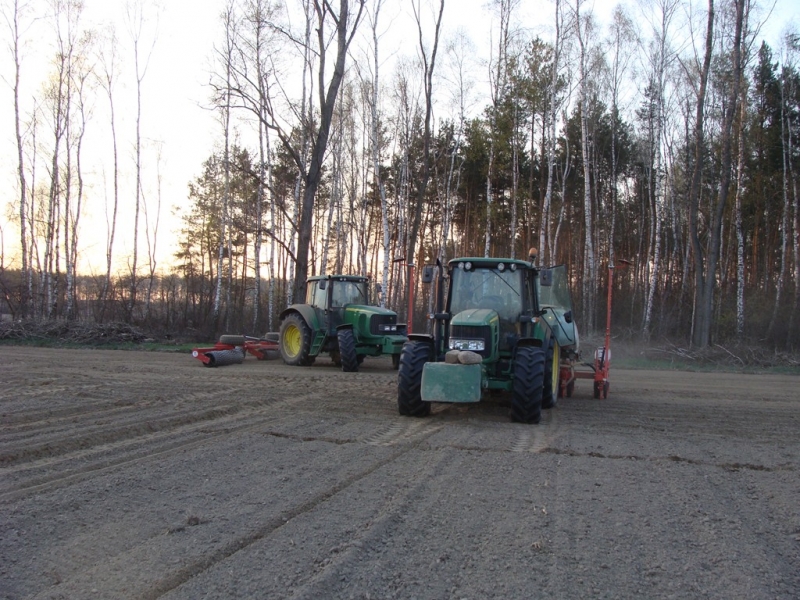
[191, 337, 279, 365]
[558, 260, 628, 399]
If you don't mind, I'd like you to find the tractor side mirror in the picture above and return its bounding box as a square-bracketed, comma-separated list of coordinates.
[539, 269, 553, 286]
[421, 265, 435, 284]
[564, 310, 573, 324]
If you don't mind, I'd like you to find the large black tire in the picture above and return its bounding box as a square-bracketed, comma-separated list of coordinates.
[397, 341, 432, 417]
[338, 328, 359, 372]
[264, 332, 280, 342]
[542, 338, 559, 409]
[279, 313, 313, 366]
[219, 334, 246, 346]
[511, 346, 545, 424]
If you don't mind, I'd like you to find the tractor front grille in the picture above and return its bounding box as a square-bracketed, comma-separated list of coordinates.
[448, 325, 492, 358]
[370, 314, 406, 335]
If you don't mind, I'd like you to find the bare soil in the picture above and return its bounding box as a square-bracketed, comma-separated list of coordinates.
[1, 345, 798, 599]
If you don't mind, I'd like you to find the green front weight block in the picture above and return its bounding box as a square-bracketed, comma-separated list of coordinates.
[421, 362, 483, 403]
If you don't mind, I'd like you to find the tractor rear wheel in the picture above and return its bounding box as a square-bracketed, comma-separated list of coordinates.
[338, 328, 359, 372]
[279, 313, 313, 366]
[511, 346, 545, 424]
[398, 341, 432, 417]
[542, 338, 559, 409]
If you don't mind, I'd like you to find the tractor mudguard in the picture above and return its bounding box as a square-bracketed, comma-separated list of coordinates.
[408, 333, 434, 344]
[421, 362, 483, 403]
[540, 307, 579, 350]
[279, 304, 320, 330]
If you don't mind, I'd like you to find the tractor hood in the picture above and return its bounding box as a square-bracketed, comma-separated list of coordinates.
[342, 304, 407, 337]
[450, 308, 499, 327]
[448, 308, 500, 361]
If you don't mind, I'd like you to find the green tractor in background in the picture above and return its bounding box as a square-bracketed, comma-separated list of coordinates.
[397, 252, 579, 423]
[279, 275, 408, 372]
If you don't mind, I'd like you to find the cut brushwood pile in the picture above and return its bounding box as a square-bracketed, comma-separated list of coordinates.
[0, 320, 149, 345]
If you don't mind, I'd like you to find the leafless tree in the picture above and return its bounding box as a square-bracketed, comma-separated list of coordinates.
[4, 0, 33, 316]
[407, 0, 444, 270]
[125, 0, 159, 320]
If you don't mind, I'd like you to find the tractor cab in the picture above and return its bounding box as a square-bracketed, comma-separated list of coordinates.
[447, 260, 539, 357]
[305, 276, 370, 331]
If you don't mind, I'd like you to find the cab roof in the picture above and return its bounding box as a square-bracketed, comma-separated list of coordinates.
[447, 257, 535, 270]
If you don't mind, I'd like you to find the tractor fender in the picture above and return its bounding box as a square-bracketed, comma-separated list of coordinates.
[407, 333, 434, 345]
[279, 304, 319, 330]
[516, 336, 543, 348]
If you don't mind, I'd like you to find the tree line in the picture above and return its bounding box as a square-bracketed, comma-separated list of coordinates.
[2, 0, 799, 349]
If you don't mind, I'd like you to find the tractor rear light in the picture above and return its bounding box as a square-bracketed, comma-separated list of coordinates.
[449, 338, 486, 352]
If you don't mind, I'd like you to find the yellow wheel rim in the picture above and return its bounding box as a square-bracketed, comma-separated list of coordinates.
[283, 323, 301, 357]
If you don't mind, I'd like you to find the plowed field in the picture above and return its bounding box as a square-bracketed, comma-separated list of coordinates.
[1, 346, 798, 599]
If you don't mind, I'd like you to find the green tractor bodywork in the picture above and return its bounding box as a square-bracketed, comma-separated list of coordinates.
[279, 275, 408, 372]
[397, 257, 578, 423]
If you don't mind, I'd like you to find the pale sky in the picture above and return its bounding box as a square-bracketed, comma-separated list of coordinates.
[1, 0, 796, 276]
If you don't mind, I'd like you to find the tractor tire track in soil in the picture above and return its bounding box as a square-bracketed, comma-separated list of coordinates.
[1, 346, 799, 599]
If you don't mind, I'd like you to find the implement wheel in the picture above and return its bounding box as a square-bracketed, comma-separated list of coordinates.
[338, 328, 359, 372]
[280, 313, 313, 366]
[511, 346, 545, 424]
[219, 334, 245, 346]
[397, 341, 432, 417]
[542, 338, 559, 409]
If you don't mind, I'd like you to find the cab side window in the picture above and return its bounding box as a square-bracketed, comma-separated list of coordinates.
[314, 283, 327, 308]
[306, 282, 317, 306]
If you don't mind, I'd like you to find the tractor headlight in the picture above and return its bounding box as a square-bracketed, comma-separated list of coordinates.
[378, 323, 399, 332]
[449, 338, 485, 352]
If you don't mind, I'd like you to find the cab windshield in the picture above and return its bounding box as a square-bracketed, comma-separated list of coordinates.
[449, 266, 522, 321]
[331, 280, 368, 307]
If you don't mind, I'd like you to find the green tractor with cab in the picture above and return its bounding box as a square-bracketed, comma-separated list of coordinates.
[397, 252, 579, 423]
[279, 274, 408, 371]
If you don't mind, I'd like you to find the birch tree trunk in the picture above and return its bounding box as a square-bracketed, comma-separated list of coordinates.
[126, 1, 157, 321]
[540, 0, 562, 265]
[9, 0, 31, 317]
[366, 0, 390, 305]
[99, 32, 120, 321]
[575, 0, 596, 332]
[408, 0, 444, 272]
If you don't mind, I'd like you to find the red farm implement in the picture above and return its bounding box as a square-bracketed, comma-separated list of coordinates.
[558, 259, 631, 400]
[192, 334, 279, 367]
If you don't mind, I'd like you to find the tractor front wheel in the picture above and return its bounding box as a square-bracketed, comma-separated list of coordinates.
[398, 341, 432, 417]
[511, 346, 545, 424]
[280, 313, 313, 366]
[542, 338, 559, 409]
[338, 328, 359, 372]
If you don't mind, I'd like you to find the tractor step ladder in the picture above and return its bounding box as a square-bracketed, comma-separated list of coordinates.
[310, 331, 327, 356]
